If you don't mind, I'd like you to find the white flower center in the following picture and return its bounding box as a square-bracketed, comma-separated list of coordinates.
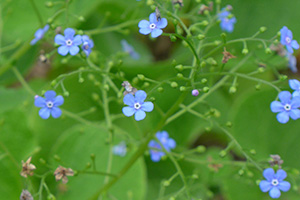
[46, 101, 54, 108]
[284, 104, 291, 111]
[285, 37, 291, 44]
[83, 42, 89, 50]
[150, 23, 156, 29]
[271, 179, 279, 186]
[66, 39, 73, 46]
[134, 102, 141, 110]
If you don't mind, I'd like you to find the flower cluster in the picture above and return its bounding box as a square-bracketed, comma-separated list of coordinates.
[218, 6, 236, 33]
[270, 79, 300, 123]
[280, 26, 299, 54]
[55, 28, 94, 56]
[148, 131, 176, 162]
[138, 12, 168, 38]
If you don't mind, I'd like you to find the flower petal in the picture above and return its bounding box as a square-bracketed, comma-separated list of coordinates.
[43, 24, 50, 32]
[289, 109, 300, 120]
[289, 79, 300, 91]
[55, 34, 66, 45]
[53, 95, 64, 106]
[291, 96, 300, 108]
[278, 181, 291, 192]
[64, 28, 75, 39]
[270, 101, 284, 113]
[167, 138, 176, 149]
[269, 187, 281, 199]
[151, 28, 163, 38]
[263, 168, 275, 181]
[291, 40, 299, 50]
[69, 46, 80, 56]
[51, 107, 62, 118]
[123, 94, 135, 106]
[277, 111, 290, 124]
[44, 90, 56, 100]
[138, 20, 150, 29]
[122, 106, 135, 117]
[275, 169, 287, 181]
[259, 180, 272, 192]
[135, 90, 147, 103]
[39, 107, 50, 119]
[72, 35, 82, 46]
[156, 18, 168, 29]
[139, 28, 151, 35]
[278, 91, 291, 104]
[293, 91, 300, 97]
[149, 12, 157, 23]
[142, 102, 154, 112]
[34, 97, 46, 107]
[286, 45, 294, 53]
[150, 152, 161, 162]
[30, 38, 39, 45]
[134, 110, 146, 121]
[58, 45, 69, 56]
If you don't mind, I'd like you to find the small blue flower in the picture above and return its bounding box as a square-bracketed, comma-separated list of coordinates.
[286, 52, 297, 73]
[148, 131, 176, 162]
[81, 35, 94, 57]
[122, 90, 154, 121]
[30, 24, 50, 45]
[54, 28, 82, 56]
[121, 40, 140, 60]
[289, 79, 300, 97]
[270, 91, 300, 123]
[138, 12, 168, 38]
[113, 141, 127, 157]
[259, 168, 291, 199]
[280, 26, 299, 53]
[34, 90, 64, 119]
[192, 89, 199, 97]
[218, 9, 236, 33]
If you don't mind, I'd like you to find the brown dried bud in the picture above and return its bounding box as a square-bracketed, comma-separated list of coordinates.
[54, 166, 74, 184]
[20, 190, 33, 200]
[269, 154, 284, 168]
[270, 44, 287, 57]
[20, 157, 36, 178]
[155, 7, 161, 21]
[122, 81, 137, 96]
[222, 48, 236, 63]
[172, 0, 184, 7]
[198, 2, 213, 15]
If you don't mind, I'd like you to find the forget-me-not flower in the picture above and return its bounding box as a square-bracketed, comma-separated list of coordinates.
[30, 24, 50, 45]
[121, 40, 140, 60]
[148, 131, 176, 162]
[138, 12, 168, 38]
[113, 141, 127, 157]
[259, 168, 291, 199]
[34, 90, 64, 119]
[122, 90, 154, 121]
[218, 8, 236, 33]
[270, 91, 300, 123]
[286, 53, 297, 73]
[81, 35, 94, 57]
[54, 28, 82, 56]
[289, 79, 300, 97]
[280, 26, 299, 53]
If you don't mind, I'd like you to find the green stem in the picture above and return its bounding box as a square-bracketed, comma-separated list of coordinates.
[12, 67, 36, 95]
[85, 20, 140, 35]
[29, 0, 43, 26]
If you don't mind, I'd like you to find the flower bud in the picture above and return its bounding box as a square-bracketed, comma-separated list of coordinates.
[137, 74, 145, 81]
[157, 87, 164, 93]
[175, 64, 183, 71]
[203, 87, 209, 93]
[242, 48, 249, 55]
[179, 86, 186, 91]
[192, 89, 199, 96]
[171, 82, 178, 88]
[259, 26, 267, 33]
[197, 34, 205, 40]
[196, 145, 206, 153]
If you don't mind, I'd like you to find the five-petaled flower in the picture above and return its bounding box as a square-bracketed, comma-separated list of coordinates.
[113, 141, 127, 157]
[289, 79, 300, 97]
[20, 157, 36, 178]
[54, 166, 74, 184]
[259, 168, 291, 199]
[148, 131, 176, 162]
[54, 28, 82, 56]
[30, 24, 50, 45]
[121, 40, 140, 60]
[138, 12, 168, 38]
[218, 8, 236, 33]
[34, 90, 64, 119]
[280, 26, 299, 53]
[122, 90, 154, 121]
[81, 35, 94, 57]
[270, 91, 300, 123]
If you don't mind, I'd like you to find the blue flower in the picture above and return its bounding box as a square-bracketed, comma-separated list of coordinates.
[289, 79, 300, 97]
[148, 131, 176, 162]
[218, 9, 236, 33]
[259, 168, 291, 199]
[113, 141, 127, 157]
[286, 52, 297, 73]
[30, 24, 50, 45]
[138, 12, 168, 38]
[121, 40, 140, 60]
[280, 26, 299, 53]
[270, 91, 300, 123]
[81, 35, 94, 57]
[54, 28, 82, 56]
[122, 90, 154, 121]
[34, 90, 64, 119]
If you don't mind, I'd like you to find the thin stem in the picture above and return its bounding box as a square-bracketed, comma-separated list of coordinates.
[29, 0, 43, 26]
[12, 67, 36, 95]
[86, 20, 140, 35]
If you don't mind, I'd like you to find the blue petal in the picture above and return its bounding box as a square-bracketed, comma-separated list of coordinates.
[139, 28, 151, 35]
[64, 28, 75, 39]
[44, 90, 56, 100]
[39, 107, 51, 119]
[270, 101, 284, 113]
[82, 35, 90, 43]
[293, 91, 300, 97]
[135, 90, 147, 103]
[58, 45, 69, 56]
[55, 34, 66, 45]
[291, 40, 299, 49]
[142, 102, 154, 112]
[150, 152, 161, 162]
[277, 111, 289, 124]
[278, 91, 291, 104]
[123, 94, 135, 106]
[51, 107, 62, 118]
[151, 28, 163, 38]
[289, 109, 300, 120]
[287, 54, 297, 73]
[149, 12, 157, 23]
[148, 140, 157, 148]
[34, 29, 44, 38]
[30, 38, 39, 45]
[263, 168, 275, 181]
[289, 79, 300, 91]
[34, 97, 46, 107]
[291, 96, 300, 108]
[53, 95, 64, 106]
[130, 51, 140, 60]
[269, 187, 281, 199]
[122, 106, 135, 117]
[72, 35, 82, 46]
[286, 45, 294, 53]
[156, 18, 168, 29]
[275, 169, 287, 181]
[286, 29, 293, 40]
[280, 26, 288, 44]
[69, 46, 80, 56]
[278, 181, 291, 192]
[167, 138, 176, 149]
[43, 24, 50, 32]
[259, 180, 272, 192]
[138, 20, 150, 29]
[134, 110, 146, 121]
[157, 131, 169, 140]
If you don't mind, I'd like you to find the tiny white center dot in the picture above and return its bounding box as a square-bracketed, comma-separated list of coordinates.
[271, 179, 279, 186]
[66, 39, 73, 46]
[286, 37, 291, 44]
[284, 104, 291, 111]
[134, 103, 141, 110]
[150, 23, 156, 29]
[46, 101, 54, 108]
